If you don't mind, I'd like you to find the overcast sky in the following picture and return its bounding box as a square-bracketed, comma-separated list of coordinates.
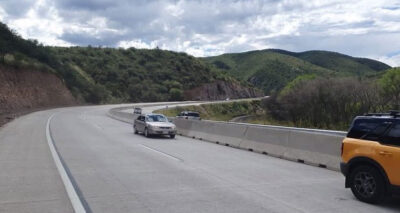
[0, 0, 399, 66]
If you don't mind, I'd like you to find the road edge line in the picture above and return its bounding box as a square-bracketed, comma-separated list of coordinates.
[46, 113, 86, 213]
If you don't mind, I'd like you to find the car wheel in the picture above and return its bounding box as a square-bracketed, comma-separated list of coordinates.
[144, 128, 150, 138]
[134, 126, 138, 134]
[170, 134, 175, 139]
[349, 165, 385, 204]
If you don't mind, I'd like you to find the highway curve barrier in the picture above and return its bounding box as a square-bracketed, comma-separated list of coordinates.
[109, 107, 346, 171]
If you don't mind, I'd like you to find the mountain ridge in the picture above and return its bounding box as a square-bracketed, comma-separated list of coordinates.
[204, 48, 391, 93]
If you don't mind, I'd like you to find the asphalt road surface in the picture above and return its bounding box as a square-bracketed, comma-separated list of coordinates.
[1, 103, 399, 213]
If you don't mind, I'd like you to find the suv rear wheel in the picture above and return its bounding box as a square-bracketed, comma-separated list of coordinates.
[349, 165, 385, 203]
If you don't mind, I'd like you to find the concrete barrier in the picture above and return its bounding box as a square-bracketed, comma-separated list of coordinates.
[109, 106, 346, 171]
[108, 106, 134, 124]
[240, 125, 290, 157]
[285, 130, 343, 170]
[175, 119, 248, 147]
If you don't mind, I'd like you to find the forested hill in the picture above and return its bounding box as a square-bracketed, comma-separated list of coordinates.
[50, 46, 242, 102]
[0, 20, 393, 105]
[204, 49, 391, 93]
[0, 21, 261, 105]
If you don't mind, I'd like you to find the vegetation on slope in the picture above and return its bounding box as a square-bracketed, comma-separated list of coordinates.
[0, 21, 241, 104]
[159, 68, 400, 131]
[263, 67, 400, 130]
[204, 49, 391, 94]
[51, 46, 230, 102]
[270, 49, 390, 74]
[156, 100, 263, 121]
[1, 20, 393, 109]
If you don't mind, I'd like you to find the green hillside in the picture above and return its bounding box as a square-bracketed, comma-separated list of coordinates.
[50, 46, 230, 102]
[1, 20, 393, 102]
[271, 50, 390, 74]
[0, 22, 238, 103]
[205, 49, 391, 93]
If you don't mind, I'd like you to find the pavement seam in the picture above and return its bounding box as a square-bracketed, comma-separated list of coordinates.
[46, 113, 87, 213]
[139, 144, 184, 162]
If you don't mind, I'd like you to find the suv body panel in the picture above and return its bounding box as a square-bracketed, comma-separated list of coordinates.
[374, 144, 400, 185]
[341, 114, 400, 198]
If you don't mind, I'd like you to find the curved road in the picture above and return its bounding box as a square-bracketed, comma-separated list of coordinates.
[0, 103, 399, 213]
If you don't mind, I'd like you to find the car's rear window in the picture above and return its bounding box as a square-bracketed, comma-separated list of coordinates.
[347, 118, 391, 140]
[381, 123, 400, 146]
[188, 113, 200, 117]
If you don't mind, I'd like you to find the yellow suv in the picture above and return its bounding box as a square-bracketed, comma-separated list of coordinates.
[341, 111, 400, 203]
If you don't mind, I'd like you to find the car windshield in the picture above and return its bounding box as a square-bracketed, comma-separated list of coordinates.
[147, 115, 167, 122]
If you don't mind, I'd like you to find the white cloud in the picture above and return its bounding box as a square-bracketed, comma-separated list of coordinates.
[0, 0, 399, 66]
[378, 54, 400, 67]
[0, 7, 6, 21]
[118, 39, 159, 49]
[4, 0, 71, 46]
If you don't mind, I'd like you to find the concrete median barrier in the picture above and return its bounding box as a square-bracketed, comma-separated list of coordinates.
[240, 125, 290, 157]
[177, 120, 248, 147]
[108, 106, 134, 124]
[285, 130, 343, 170]
[109, 105, 346, 171]
[170, 118, 193, 136]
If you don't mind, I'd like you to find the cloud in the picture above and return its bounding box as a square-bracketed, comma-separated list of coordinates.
[378, 51, 400, 67]
[0, 0, 399, 66]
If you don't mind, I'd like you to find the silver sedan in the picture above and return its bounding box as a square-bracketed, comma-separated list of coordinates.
[134, 114, 177, 138]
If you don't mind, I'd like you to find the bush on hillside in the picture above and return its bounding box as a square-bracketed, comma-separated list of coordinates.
[264, 77, 386, 130]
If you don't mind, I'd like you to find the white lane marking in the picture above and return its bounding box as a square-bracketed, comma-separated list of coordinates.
[139, 144, 183, 162]
[93, 124, 102, 130]
[46, 114, 86, 213]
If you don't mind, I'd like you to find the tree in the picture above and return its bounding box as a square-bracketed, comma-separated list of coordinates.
[169, 88, 183, 101]
[265, 77, 384, 130]
[379, 68, 400, 109]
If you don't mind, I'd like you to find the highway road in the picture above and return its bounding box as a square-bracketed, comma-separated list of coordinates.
[0, 103, 399, 213]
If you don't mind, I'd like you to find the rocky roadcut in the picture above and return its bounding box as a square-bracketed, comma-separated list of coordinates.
[0, 66, 76, 126]
[184, 80, 263, 100]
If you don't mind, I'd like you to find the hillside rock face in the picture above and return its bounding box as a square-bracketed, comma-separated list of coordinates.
[184, 80, 264, 100]
[0, 66, 76, 125]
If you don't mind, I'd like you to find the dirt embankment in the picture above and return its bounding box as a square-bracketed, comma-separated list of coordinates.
[184, 80, 264, 101]
[0, 66, 76, 126]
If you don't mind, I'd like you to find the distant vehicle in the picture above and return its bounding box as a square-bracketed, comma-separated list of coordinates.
[133, 107, 142, 115]
[176, 111, 201, 120]
[133, 107, 142, 120]
[134, 114, 177, 138]
[225, 97, 230, 101]
[341, 111, 400, 204]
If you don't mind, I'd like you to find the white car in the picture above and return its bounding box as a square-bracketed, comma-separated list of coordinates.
[176, 111, 201, 120]
[134, 114, 177, 138]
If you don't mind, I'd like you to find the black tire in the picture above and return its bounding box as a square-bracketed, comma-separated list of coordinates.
[349, 165, 385, 204]
[170, 134, 175, 139]
[134, 126, 138, 134]
[144, 128, 150, 138]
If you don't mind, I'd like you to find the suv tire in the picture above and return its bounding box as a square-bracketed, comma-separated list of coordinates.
[134, 126, 138, 134]
[349, 165, 385, 204]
